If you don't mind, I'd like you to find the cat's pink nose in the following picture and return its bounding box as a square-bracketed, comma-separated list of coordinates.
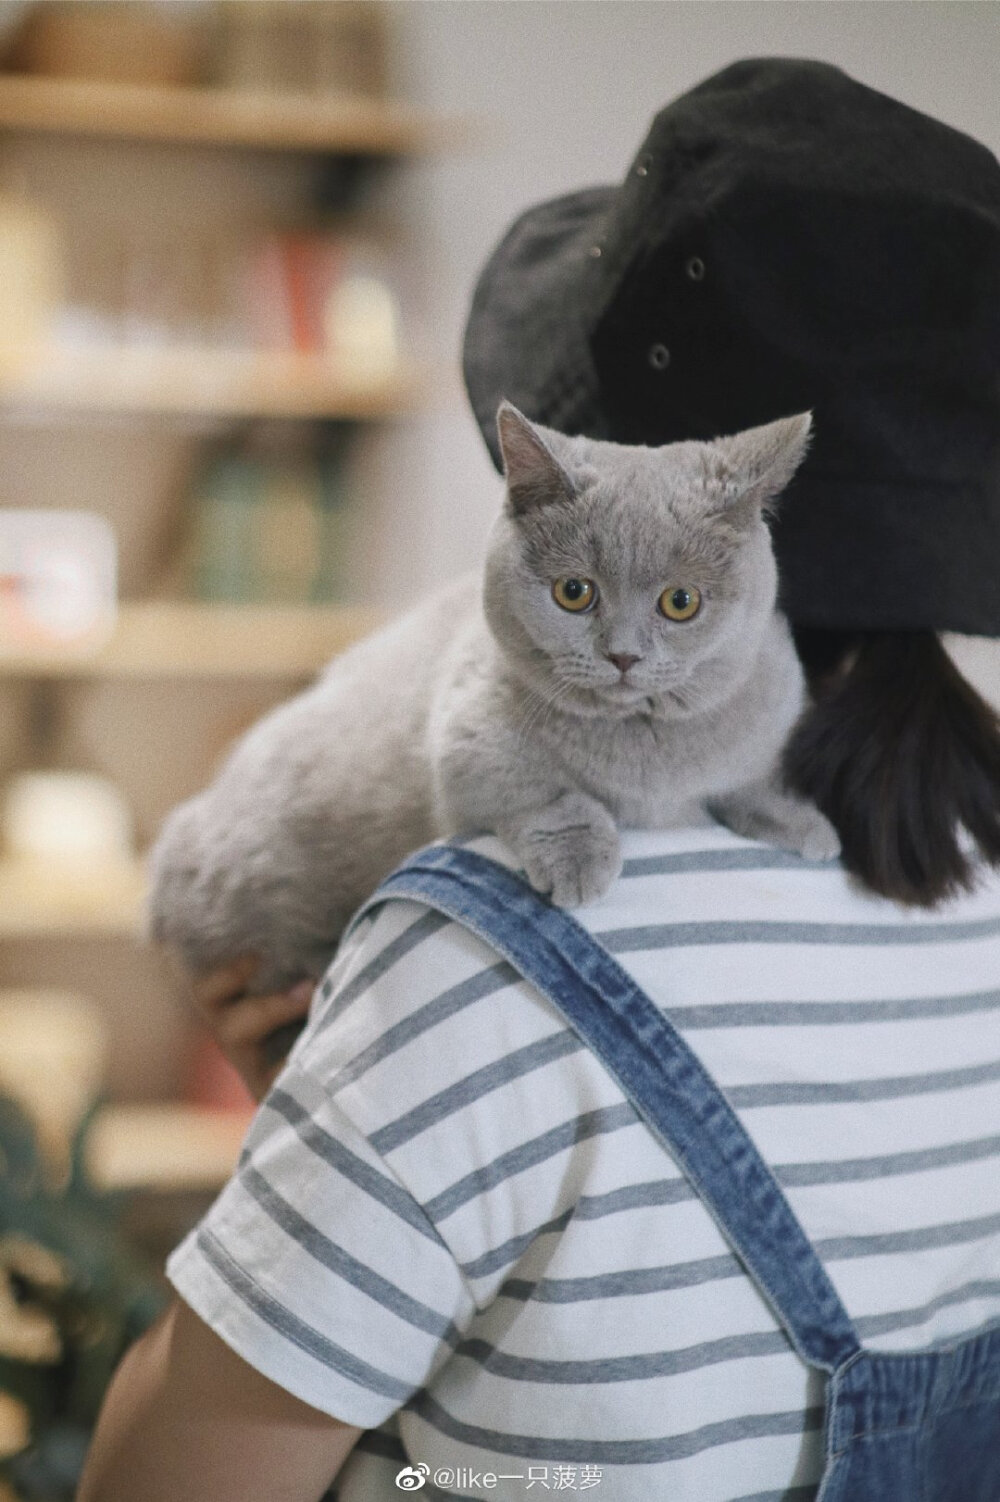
[608, 653, 641, 675]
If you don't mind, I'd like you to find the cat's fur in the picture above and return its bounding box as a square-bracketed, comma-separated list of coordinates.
[150, 404, 837, 988]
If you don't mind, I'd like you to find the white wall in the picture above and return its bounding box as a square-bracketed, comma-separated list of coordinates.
[365, 0, 1000, 700]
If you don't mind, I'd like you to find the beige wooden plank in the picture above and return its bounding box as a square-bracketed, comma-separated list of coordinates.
[0, 75, 461, 155]
[86, 1102, 252, 1191]
[0, 857, 147, 938]
[0, 601, 380, 679]
[0, 345, 428, 419]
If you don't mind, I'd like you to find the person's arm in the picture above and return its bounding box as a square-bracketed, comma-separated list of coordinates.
[78, 1297, 361, 1502]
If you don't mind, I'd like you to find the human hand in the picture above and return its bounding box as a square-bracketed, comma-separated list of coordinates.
[190, 958, 315, 1102]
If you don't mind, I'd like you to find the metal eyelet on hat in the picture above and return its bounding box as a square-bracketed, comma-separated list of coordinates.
[635, 153, 653, 178]
[589, 244, 603, 258]
[685, 256, 706, 281]
[648, 343, 671, 371]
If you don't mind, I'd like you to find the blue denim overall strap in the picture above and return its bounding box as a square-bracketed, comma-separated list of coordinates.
[359, 842, 861, 1376]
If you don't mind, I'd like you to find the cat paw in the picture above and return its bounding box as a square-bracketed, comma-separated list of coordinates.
[503, 794, 623, 907]
[709, 787, 841, 863]
[522, 823, 623, 906]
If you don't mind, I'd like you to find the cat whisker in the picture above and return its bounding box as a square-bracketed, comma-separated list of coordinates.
[513, 673, 576, 748]
[666, 680, 694, 711]
[512, 680, 561, 746]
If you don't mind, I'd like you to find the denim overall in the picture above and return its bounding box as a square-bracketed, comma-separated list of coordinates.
[366, 844, 1000, 1502]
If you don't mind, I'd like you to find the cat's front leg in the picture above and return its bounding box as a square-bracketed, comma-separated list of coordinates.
[498, 791, 623, 907]
[708, 778, 840, 862]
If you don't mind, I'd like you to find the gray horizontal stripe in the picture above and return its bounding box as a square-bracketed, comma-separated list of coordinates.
[424, 1103, 637, 1223]
[599, 915, 1000, 952]
[499, 1190, 1000, 1305]
[670, 986, 1000, 1029]
[729, 1055, 1000, 1108]
[855, 1278, 1000, 1343]
[330, 961, 516, 1096]
[500, 1249, 741, 1304]
[574, 1175, 695, 1218]
[622, 848, 832, 877]
[462, 1209, 574, 1281]
[573, 1130, 1000, 1214]
[408, 1391, 824, 1465]
[241, 1164, 460, 1344]
[466, 1132, 1000, 1288]
[493, 1275, 1000, 1377]
[372, 1029, 582, 1154]
[816, 1207, 1000, 1262]
[265, 1086, 445, 1248]
[454, 1328, 791, 1384]
[775, 1131, 1000, 1186]
[317, 909, 450, 1030]
[454, 1280, 1000, 1391]
[196, 1228, 412, 1402]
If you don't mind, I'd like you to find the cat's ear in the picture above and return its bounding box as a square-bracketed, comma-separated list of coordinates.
[497, 401, 575, 516]
[710, 412, 813, 520]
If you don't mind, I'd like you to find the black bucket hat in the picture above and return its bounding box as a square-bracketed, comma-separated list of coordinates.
[463, 58, 1000, 635]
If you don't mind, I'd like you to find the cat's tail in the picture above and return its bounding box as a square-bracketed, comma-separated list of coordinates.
[785, 630, 1000, 906]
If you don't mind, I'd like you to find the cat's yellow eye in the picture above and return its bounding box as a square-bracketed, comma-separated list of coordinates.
[658, 585, 701, 621]
[552, 578, 597, 613]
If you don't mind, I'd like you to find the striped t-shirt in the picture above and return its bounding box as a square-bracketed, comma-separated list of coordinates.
[167, 824, 1000, 1502]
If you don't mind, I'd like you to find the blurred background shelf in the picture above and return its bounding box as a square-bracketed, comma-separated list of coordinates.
[0, 6, 467, 1479]
[0, 601, 381, 679]
[87, 1101, 251, 1192]
[0, 346, 429, 420]
[0, 991, 250, 1187]
[0, 73, 460, 155]
[0, 857, 146, 938]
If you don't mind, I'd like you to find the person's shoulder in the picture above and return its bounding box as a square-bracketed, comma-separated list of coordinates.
[295, 824, 1000, 1086]
[292, 868, 560, 1107]
[290, 823, 811, 1068]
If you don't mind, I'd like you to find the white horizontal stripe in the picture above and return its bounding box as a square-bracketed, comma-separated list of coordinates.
[689, 1008, 1000, 1089]
[481, 1259, 778, 1361]
[741, 1077, 1000, 1163]
[621, 932, 1000, 1005]
[785, 1152, 1000, 1243]
[427, 1352, 813, 1464]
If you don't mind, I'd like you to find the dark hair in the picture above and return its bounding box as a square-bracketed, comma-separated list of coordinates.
[784, 630, 1000, 906]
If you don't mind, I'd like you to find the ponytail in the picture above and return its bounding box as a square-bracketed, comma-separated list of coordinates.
[784, 631, 1000, 906]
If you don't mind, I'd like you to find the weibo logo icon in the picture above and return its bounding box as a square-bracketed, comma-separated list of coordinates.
[395, 1463, 430, 1490]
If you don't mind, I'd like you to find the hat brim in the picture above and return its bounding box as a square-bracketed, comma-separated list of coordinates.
[463, 187, 616, 471]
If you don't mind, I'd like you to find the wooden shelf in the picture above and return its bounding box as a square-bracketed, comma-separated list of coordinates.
[0, 600, 380, 680]
[87, 1102, 252, 1191]
[0, 602, 380, 938]
[0, 344, 428, 420]
[0, 74, 460, 155]
[0, 857, 147, 938]
[0, 991, 251, 1188]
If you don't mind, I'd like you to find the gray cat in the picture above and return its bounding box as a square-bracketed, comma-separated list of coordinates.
[150, 403, 837, 990]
